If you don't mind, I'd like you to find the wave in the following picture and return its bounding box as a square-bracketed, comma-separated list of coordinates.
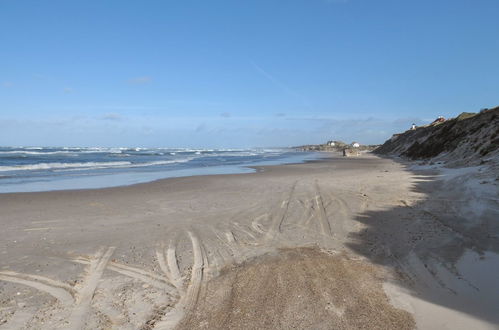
[0, 161, 132, 172]
[0, 150, 79, 155]
[0, 158, 195, 172]
[0, 149, 126, 156]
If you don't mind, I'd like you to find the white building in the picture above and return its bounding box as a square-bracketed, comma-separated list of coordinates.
[352, 142, 360, 148]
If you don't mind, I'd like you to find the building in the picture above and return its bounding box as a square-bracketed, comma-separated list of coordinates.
[351, 142, 360, 148]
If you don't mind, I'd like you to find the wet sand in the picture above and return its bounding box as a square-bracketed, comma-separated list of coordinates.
[0, 154, 497, 329]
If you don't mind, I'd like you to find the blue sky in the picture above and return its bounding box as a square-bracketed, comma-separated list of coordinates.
[1, 0, 498, 148]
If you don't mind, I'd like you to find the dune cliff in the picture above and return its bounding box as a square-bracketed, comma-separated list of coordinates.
[375, 107, 499, 166]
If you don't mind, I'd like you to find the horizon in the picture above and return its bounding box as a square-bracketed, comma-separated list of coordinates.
[1, 0, 498, 148]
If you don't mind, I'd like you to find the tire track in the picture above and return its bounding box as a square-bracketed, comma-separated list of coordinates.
[328, 194, 350, 240]
[298, 199, 314, 226]
[314, 181, 332, 238]
[73, 257, 174, 292]
[214, 230, 243, 264]
[166, 243, 185, 293]
[153, 231, 207, 330]
[0, 272, 74, 305]
[265, 181, 297, 241]
[156, 242, 173, 283]
[233, 222, 257, 241]
[225, 231, 236, 244]
[251, 214, 267, 235]
[67, 246, 115, 330]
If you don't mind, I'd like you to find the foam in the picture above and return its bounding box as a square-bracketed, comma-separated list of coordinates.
[0, 161, 132, 172]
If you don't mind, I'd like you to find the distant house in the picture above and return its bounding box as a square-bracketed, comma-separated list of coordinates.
[327, 141, 335, 146]
[351, 142, 360, 148]
[411, 123, 417, 130]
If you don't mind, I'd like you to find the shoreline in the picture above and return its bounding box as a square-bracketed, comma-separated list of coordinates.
[0, 150, 325, 194]
[1, 154, 497, 329]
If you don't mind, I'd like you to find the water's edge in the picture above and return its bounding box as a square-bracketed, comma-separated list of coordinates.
[0, 150, 323, 193]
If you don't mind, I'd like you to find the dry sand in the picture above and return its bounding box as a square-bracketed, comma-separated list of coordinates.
[0, 154, 497, 329]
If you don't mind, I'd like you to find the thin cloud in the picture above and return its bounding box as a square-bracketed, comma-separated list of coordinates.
[63, 87, 73, 94]
[128, 76, 152, 85]
[220, 112, 231, 118]
[2, 81, 13, 87]
[100, 113, 123, 121]
[249, 60, 309, 107]
[195, 123, 207, 132]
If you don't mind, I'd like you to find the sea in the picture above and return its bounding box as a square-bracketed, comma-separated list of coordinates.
[0, 146, 320, 193]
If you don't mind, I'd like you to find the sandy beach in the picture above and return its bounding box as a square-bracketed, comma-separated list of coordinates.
[1, 153, 498, 329]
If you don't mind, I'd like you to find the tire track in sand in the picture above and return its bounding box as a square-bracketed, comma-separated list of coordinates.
[213, 230, 243, 264]
[326, 191, 352, 241]
[251, 214, 268, 235]
[314, 181, 332, 238]
[0, 271, 74, 305]
[156, 242, 184, 294]
[153, 231, 207, 330]
[67, 246, 115, 330]
[73, 257, 174, 292]
[265, 181, 297, 241]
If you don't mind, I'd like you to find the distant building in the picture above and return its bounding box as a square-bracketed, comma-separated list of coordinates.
[411, 123, 417, 130]
[351, 142, 360, 148]
[435, 116, 445, 123]
[327, 141, 335, 146]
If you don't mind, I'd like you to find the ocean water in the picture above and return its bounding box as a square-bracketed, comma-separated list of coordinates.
[0, 146, 320, 193]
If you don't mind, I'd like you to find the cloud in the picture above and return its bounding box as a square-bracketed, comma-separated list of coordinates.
[128, 76, 152, 84]
[63, 87, 73, 94]
[220, 112, 231, 118]
[100, 113, 123, 121]
[275, 113, 286, 117]
[250, 60, 309, 108]
[1, 81, 13, 87]
[195, 123, 207, 132]
[141, 126, 153, 134]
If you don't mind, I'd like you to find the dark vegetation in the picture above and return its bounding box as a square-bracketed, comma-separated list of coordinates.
[375, 106, 499, 161]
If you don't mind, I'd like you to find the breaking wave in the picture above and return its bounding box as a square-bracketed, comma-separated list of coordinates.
[0, 158, 194, 172]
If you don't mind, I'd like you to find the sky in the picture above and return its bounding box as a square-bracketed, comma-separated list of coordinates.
[1, 0, 498, 148]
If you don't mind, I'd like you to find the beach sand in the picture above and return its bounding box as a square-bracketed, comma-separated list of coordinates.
[0, 154, 497, 329]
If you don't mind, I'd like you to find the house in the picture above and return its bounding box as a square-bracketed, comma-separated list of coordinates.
[411, 123, 417, 130]
[327, 141, 335, 146]
[351, 142, 360, 148]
